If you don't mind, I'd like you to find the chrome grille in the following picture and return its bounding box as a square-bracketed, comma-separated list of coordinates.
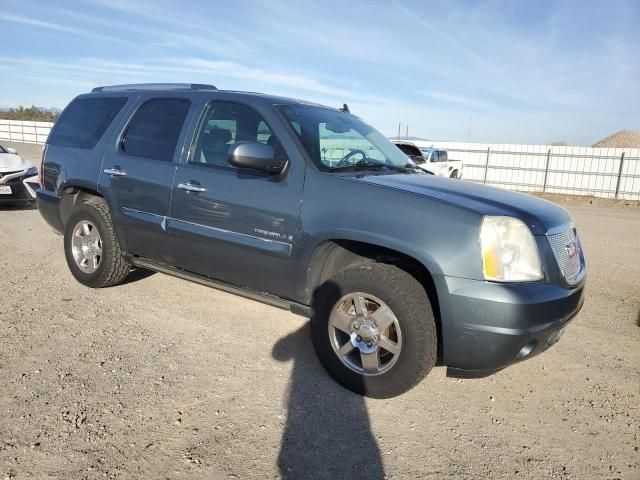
[548, 228, 582, 284]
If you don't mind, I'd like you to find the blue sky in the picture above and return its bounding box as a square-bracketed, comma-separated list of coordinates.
[0, 0, 638, 145]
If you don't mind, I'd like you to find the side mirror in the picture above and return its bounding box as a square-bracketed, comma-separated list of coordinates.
[6, 147, 17, 155]
[228, 141, 287, 175]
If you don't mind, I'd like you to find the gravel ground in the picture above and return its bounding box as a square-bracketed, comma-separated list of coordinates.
[1, 152, 639, 479]
[0, 141, 42, 165]
[593, 130, 640, 148]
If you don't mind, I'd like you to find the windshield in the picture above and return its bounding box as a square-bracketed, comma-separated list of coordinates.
[276, 104, 413, 171]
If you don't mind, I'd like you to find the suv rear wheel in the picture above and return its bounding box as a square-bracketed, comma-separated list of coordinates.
[310, 263, 437, 398]
[64, 198, 130, 288]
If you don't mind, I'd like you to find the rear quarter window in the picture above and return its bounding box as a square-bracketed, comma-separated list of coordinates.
[121, 98, 191, 161]
[48, 97, 127, 149]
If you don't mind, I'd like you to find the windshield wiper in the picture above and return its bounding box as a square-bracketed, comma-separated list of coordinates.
[329, 160, 387, 171]
[329, 160, 425, 174]
[401, 163, 428, 174]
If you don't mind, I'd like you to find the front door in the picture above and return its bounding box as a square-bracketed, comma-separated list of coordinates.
[169, 100, 304, 299]
[100, 96, 193, 263]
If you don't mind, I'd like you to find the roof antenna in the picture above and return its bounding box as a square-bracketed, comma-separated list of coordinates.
[340, 103, 350, 113]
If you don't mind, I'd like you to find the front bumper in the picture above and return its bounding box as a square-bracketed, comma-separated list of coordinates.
[0, 172, 39, 203]
[437, 275, 585, 377]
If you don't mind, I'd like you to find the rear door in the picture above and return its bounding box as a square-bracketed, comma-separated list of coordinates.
[100, 96, 194, 263]
[168, 99, 305, 299]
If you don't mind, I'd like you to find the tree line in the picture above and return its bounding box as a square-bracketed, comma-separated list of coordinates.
[0, 105, 59, 122]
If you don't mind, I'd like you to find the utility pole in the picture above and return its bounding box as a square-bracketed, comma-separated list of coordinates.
[397, 122, 401, 140]
[405, 124, 409, 140]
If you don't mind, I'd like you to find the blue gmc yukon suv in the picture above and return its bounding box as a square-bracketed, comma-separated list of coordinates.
[37, 83, 586, 398]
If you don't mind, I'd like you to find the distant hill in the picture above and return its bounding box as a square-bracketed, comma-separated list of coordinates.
[593, 130, 640, 148]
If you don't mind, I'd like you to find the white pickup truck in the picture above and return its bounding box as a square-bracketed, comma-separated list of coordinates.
[393, 141, 463, 179]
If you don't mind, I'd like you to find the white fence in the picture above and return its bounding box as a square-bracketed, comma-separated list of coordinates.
[1, 119, 638, 200]
[414, 141, 640, 201]
[0, 120, 53, 144]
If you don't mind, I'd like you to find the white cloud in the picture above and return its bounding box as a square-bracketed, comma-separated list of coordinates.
[0, 55, 387, 105]
[0, 13, 135, 45]
[0, 13, 78, 33]
[417, 91, 497, 111]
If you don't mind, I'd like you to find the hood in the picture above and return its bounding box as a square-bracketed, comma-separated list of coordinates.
[347, 173, 571, 235]
[0, 153, 34, 173]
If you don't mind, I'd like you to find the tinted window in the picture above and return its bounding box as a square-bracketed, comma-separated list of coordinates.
[48, 97, 127, 149]
[439, 151, 448, 162]
[122, 99, 190, 161]
[190, 102, 285, 168]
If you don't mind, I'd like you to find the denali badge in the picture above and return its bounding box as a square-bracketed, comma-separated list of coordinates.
[565, 241, 579, 258]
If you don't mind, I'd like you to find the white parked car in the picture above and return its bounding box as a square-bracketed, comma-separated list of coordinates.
[0, 144, 40, 204]
[393, 141, 463, 178]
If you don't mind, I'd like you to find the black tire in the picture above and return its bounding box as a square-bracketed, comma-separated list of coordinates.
[450, 170, 459, 179]
[310, 263, 437, 398]
[64, 197, 130, 288]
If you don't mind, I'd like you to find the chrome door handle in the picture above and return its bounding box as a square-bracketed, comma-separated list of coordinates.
[178, 182, 207, 193]
[104, 168, 127, 177]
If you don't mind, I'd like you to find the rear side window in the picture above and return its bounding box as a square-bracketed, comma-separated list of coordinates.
[122, 99, 191, 161]
[48, 97, 127, 149]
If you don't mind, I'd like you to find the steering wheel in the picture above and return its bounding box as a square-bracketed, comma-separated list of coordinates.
[336, 149, 368, 167]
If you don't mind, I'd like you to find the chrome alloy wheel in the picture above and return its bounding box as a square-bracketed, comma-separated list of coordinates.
[71, 220, 103, 273]
[328, 292, 403, 376]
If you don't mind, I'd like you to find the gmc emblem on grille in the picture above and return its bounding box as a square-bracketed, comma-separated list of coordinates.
[565, 241, 579, 258]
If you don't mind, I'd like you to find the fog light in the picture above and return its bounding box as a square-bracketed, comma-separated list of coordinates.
[516, 339, 538, 360]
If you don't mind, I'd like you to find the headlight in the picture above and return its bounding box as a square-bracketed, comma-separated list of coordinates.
[480, 216, 543, 282]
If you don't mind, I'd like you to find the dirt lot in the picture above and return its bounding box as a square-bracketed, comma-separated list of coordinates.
[1, 193, 639, 479]
[0, 141, 42, 164]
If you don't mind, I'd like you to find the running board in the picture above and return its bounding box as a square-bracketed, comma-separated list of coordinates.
[130, 256, 312, 318]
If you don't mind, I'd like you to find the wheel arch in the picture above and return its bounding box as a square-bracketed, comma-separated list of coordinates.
[59, 185, 105, 227]
[305, 239, 444, 363]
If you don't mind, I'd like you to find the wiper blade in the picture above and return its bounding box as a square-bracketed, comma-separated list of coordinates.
[401, 163, 428, 173]
[329, 160, 424, 174]
[329, 160, 387, 171]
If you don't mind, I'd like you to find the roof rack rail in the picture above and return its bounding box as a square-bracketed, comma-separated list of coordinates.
[91, 83, 217, 93]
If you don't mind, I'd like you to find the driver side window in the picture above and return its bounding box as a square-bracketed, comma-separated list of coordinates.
[190, 101, 284, 169]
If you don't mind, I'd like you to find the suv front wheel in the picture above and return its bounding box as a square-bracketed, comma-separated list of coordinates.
[311, 263, 437, 398]
[64, 198, 130, 288]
